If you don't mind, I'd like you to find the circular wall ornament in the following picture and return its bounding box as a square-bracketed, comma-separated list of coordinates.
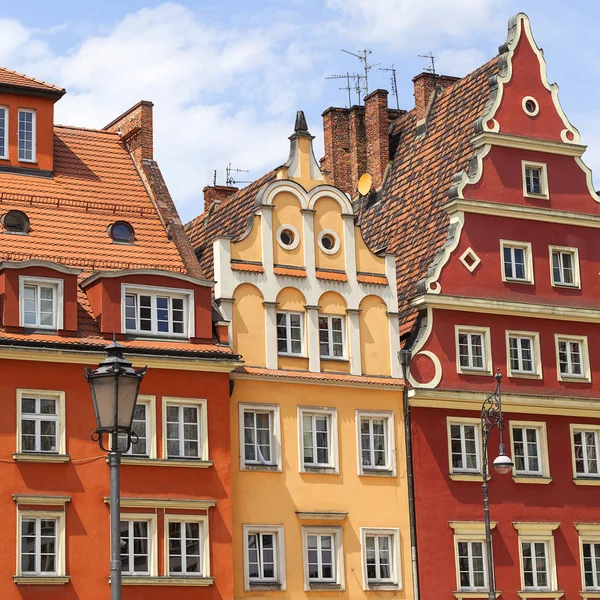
[276, 224, 300, 250]
[318, 229, 341, 255]
[522, 96, 539, 117]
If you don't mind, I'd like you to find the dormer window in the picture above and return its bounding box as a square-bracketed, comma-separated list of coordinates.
[109, 221, 135, 244]
[0, 106, 7, 159]
[18, 109, 36, 163]
[19, 276, 63, 330]
[2, 210, 30, 234]
[123, 284, 192, 338]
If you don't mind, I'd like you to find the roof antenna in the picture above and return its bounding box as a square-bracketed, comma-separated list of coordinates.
[213, 169, 217, 186]
[379, 64, 399, 109]
[418, 51, 436, 76]
[325, 72, 362, 107]
[341, 48, 377, 97]
[226, 162, 251, 186]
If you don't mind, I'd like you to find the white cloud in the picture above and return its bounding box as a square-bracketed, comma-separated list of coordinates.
[435, 48, 488, 76]
[0, 18, 31, 59]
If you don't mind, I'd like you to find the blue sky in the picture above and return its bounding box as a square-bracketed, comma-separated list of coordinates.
[1, 0, 599, 222]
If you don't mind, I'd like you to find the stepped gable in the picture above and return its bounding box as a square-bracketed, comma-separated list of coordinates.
[185, 170, 277, 279]
[357, 57, 499, 333]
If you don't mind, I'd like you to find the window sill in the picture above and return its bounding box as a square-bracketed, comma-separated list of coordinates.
[523, 192, 549, 200]
[551, 282, 580, 289]
[581, 592, 600, 599]
[504, 278, 534, 285]
[513, 475, 552, 484]
[307, 582, 344, 591]
[120, 457, 213, 468]
[320, 356, 349, 362]
[241, 463, 281, 472]
[517, 591, 564, 599]
[248, 581, 283, 591]
[457, 369, 493, 377]
[453, 592, 501, 599]
[278, 353, 307, 358]
[13, 453, 70, 463]
[117, 576, 214, 586]
[509, 371, 542, 380]
[360, 467, 395, 477]
[301, 465, 339, 475]
[574, 477, 600, 486]
[449, 473, 486, 482]
[366, 582, 401, 591]
[14, 575, 70, 585]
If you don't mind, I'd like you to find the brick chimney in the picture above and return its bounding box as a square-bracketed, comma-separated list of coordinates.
[104, 100, 154, 163]
[365, 89, 392, 191]
[203, 185, 238, 213]
[413, 73, 459, 122]
[321, 107, 351, 195]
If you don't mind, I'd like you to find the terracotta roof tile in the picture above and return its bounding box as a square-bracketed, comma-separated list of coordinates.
[231, 262, 264, 273]
[357, 273, 387, 285]
[0, 67, 65, 94]
[316, 269, 348, 282]
[274, 266, 307, 278]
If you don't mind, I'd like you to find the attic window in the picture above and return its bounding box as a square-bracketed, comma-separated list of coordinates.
[108, 221, 135, 244]
[276, 224, 300, 250]
[2, 210, 30, 234]
[522, 96, 539, 117]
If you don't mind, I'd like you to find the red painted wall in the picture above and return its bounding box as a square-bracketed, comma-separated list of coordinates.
[0, 358, 232, 600]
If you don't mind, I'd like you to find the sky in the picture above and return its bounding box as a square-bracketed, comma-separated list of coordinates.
[0, 0, 599, 222]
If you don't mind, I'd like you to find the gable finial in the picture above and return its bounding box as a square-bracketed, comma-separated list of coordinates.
[294, 111, 309, 134]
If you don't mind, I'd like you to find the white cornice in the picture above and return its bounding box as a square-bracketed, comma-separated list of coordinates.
[471, 132, 586, 157]
[80, 268, 213, 289]
[104, 497, 216, 510]
[0, 259, 81, 275]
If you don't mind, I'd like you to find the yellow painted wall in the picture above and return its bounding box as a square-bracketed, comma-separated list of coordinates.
[232, 283, 266, 367]
[231, 378, 412, 600]
[359, 295, 391, 376]
[314, 197, 345, 271]
[272, 192, 304, 267]
[231, 215, 262, 263]
[355, 227, 386, 274]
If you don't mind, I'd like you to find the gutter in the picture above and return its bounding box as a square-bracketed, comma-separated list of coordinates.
[399, 348, 420, 600]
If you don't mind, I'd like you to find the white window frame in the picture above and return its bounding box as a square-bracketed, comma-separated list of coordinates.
[575, 524, 600, 592]
[500, 240, 534, 284]
[571, 424, 600, 480]
[447, 417, 481, 476]
[301, 526, 344, 590]
[360, 527, 401, 590]
[164, 514, 210, 578]
[449, 522, 493, 594]
[19, 276, 64, 330]
[17, 510, 66, 577]
[121, 283, 194, 339]
[509, 421, 551, 479]
[119, 513, 158, 577]
[0, 105, 8, 160]
[318, 314, 347, 359]
[16, 389, 66, 456]
[162, 397, 208, 461]
[298, 406, 339, 474]
[555, 334, 590, 382]
[239, 403, 281, 471]
[455, 326, 492, 375]
[456, 539, 488, 592]
[549, 245, 580, 288]
[119, 395, 157, 459]
[17, 108, 36, 163]
[356, 410, 396, 476]
[522, 160, 549, 199]
[514, 522, 559, 593]
[276, 311, 305, 356]
[242, 524, 286, 591]
[506, 330, 541, 379]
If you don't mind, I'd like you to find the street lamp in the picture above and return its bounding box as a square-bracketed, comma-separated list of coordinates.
[84, 339, 146, 600]
[481, 370, 513, 600]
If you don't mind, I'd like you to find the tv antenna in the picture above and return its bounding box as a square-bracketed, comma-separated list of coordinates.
[325, 72, 363, 107]
[226, 162, 250, 186]
[379, 65, 399, 109]
[212, 169, 217, 186]
[418, 51, 436, 76]
[341, 48, 376, 96]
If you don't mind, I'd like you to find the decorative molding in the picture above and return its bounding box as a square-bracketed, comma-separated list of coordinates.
[471, 132, 585, 157]
[13, 494, 71, 506]
[80, 268, 213, 289]
[0, 259, 81, 275]
[449, 521, 497, 534]
[13, 453, 70, 463]
[458, 247, 481, 273]
[13, 576, 70, 585]
[513, 476, 553, 485]
[512, 522, 560, 534]
[118, 576, 214, 587]
[104, 497, 216, 510]
[120, 457, 213, 468]
[296, 511, 348, 521]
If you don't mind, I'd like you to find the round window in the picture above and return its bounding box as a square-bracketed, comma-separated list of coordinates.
[321, 234, 335, 251]
[2, 210, 30, 234]
[108, 221, 135, 243]
[276, 224, 300, 250]
[318, 230, 340, 255]
[522, 96, 539, 117]
[280, 228, 295, 247]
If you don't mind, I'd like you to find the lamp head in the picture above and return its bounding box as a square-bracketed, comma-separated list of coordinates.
[492, 453, 514, 475]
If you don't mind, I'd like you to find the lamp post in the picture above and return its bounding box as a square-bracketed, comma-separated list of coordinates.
[481, 370, 513, 600]
[84, 339, 146, 600]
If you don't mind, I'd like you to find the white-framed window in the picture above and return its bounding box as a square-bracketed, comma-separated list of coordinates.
[356, 411, 396, 475]
[501, 240, 533, 283]
[302, 526, 344, 590]
[506, 331, 541, 378]
[298, 407, 338, 473]
[0, 106, 7, 159]
[515, 523, 559, 593]
[243, 524, 286, 590]
[522, 160, 549, 199]
[276, 311, 304, 356]
[360, 528, 401, 590]
[122, 284, 194, 338]
[162, 398, 208, 461]
[165, 514, 209, 577]
[239, 403, 281, 471]
[457, 539, 487, 591]
[18, 109, 36, 163]
[447, 418, 481, 474]
[455, 326, 491, 374]
[16, 389, 66, 456]
[319, 314, 346, 358]
[555, 335, 589, 382]
[120, 514, 157, 576]
[549, 246, 580, 288]
[18, 511, 65, 577]
[19, 276, 64, 330]
[118, 396, 156, 458]
[510, 422, 550, 477]
[572, 426, 600, 478]
[582, 540, 600, 590]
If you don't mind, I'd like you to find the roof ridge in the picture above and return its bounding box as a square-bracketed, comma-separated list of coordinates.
[0, 66, 64, 92]
[55, 124, 117, 135]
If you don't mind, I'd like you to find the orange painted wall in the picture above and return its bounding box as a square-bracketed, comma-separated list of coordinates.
[0, 357, 233, 600]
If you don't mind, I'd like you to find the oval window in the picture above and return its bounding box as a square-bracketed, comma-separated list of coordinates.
[2, 210, 30, 234]
[522, 96, 539, 117]
[108, 221, 135, 243]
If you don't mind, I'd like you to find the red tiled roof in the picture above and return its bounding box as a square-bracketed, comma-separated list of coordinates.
[0, 66, 65, 95]
[357, 58, 499, 331]
[185, 171, 277, 279]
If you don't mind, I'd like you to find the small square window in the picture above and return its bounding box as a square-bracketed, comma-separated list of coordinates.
[239, 403, 281, 471]
[165, 515, 209, 577]
[549, 246, 580, 288]
[302, 526, 344, 590]
[19, 276, 63, 331]
[162, 398, 208, 461]
[448, 419, 481, 474]
[243, 525, 286, 590]
[356, 411, 396, 476]
[522, 161, 549, 199]
[556, 335, 589, 382]
[276, 311, 304, 355]
[17, 390, 66, 457]
[298, 407, 338, 473]
[361, 528, 401, 590]
[501, 241, 533, 284]
[456, 326, 491, 374]
[18, 109, 36, 163]
[319, 315, 346, 359]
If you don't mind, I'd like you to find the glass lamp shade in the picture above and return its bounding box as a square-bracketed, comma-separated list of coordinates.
[492, 453, 514, 475]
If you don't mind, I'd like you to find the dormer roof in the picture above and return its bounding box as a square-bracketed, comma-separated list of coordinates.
[0, 66, 65, 98]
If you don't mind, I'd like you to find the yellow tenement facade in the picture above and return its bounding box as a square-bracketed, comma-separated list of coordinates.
[209, 113, 412, 599]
